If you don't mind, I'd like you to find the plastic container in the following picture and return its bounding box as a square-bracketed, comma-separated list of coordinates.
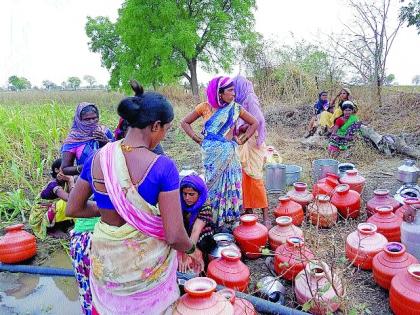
[0, 224, 37, 263]
[330, 184, 361, 219]
[389, 264, 420, 314]
[312, 159, 339, 183]
[339, 169, 366, 194]
[274, 236, 314, 281]
[218, 289, 256, 315]
[372, 242, 418, 290]
[265, 163, 287, 193]
[294, 261, 343, 315]
[312, 173, 340, 197]
[268, 216, 304, 250]
[173, 277, 234, 314]
[367, 206, 403, 242]
[401, 209, 420, 260]
[345, 223, 388, 270]
[308, 195, 338, 228]
[366, 189, 401, 217]
[207, 249, 250, 292]
[286, 182, 314, 208]
[233, 214, 268, 259]
[338, 162, 355, 178]
[284, 164, 303, 185]
[274, 196, 304, 226]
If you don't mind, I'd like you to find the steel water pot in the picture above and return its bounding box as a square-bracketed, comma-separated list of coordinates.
[265, 163, 287, 193]
[397, 159, 419, 184]
[209, 233, 240, 261]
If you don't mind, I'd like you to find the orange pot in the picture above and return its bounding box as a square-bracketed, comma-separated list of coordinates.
[312, 173, 340, 197]
[372, 242, 418, 290]
[274, 196, 304, 226]
[339, 169, 366, 194]
[0, 224, 37, 263]
[173, 277, 234, 314]
[294, 262, 343, 315]
[345, 223, 387, 270]
[268, 216, 304, 250]
[330, 184, 361, 219]
[308, 195, 338, 228]
[367, 206, 402, 242]
[395, 197, 420, 218]
[286, 182, 314, 209]
[366, 189, 400, 217]
[207, 249, 250, 292]
[274, 236, 314, 281]
[233, 214, 268, 259]
[218, 289, 256, 315]
[390, 264, 420, 314]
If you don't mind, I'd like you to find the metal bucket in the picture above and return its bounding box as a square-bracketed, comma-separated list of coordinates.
[312, 159, 339, 182]
[284, 164, 302, 185]
[265, 164, 287, 193]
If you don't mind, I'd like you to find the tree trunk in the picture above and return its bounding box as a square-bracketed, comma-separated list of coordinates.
[187, 59, 199, 100]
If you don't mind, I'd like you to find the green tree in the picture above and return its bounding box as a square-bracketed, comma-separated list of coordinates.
[384, 73, 396, 85]
[83, 75, 96, 88]
[412, 74, 420, 85]
[86, 0, 257, 96]
[8, 75, 31, 91]
[42, 80, 57, 90]
[400, 0, 420, 34]
[67, 77, 81, 90]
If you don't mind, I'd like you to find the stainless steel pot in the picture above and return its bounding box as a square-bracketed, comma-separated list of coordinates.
[208, 233, 240, 261]
[265, 163, 287, 193]
[256, 276, 286, 304]
[338, 163, 355, 178]
[397, 159, 419, 184]
[312, 159, 339, 183]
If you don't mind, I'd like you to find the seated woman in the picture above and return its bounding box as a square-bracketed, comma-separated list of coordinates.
[328, 101, 362, 158]
[178, 175, 216, 273]
[305, 91, 329, 138]
[29, 158, 74, 239]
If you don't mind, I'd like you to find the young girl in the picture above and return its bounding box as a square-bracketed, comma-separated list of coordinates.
[29, 158, 74, 239]
[328, 101, 362, 158]
[178, 174, 216, 273]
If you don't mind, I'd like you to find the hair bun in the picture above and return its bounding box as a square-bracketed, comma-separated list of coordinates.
[130, 80, 144, 97]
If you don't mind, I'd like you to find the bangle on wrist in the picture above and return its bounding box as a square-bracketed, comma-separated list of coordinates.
[76, 165, 81, 174]
[185, 243, 196, 255]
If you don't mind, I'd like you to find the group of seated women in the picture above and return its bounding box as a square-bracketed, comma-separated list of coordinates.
[305, 88, 362, 157]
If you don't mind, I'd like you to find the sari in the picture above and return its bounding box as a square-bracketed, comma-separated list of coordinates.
[89, 141, 178, 315]
[329, 115, 361, 151]
[202, 102, 243, 230]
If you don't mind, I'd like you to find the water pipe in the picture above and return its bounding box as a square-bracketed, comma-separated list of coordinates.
[0, 264, 308, 315]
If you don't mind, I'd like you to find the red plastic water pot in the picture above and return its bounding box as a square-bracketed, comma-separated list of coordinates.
[218, 289, 256, 315]
[312, 173, 340, 197]
[395, 197, 420, 218]
[268, 216, 303, 250]
[274, 236, 314, 281]
[367, 206, 402, 242]
[207, 249, 250, 292]
[366, 189, 400, 217]
[345, 223, 387, 270]
[173, 277, 234, 314]
[294, 261, 344, 315]
[286, 182, 314, 209]
[330, 184, 361, 219]
[390, 264, 420, 314]
[307, 194, 338, 228]
[233, 214, 268, 259]
[372, 242, 418, 290]
[0, 224, 37, 264]
[339, 169, 366, 194]
[274, 196, 304, 226]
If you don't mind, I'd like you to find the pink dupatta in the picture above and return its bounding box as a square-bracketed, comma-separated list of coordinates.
[99, 140, 165, 240]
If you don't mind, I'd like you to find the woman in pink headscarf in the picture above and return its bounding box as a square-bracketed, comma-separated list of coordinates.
[233, 75, 270, 228]
[181, 76, 259, 231]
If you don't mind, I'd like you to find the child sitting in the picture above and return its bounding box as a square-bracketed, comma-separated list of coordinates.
[177, 174, 216, 274]
[29, 158, 74, 239]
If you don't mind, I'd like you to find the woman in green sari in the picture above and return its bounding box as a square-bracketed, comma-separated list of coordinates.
[328, 101, 361, 157]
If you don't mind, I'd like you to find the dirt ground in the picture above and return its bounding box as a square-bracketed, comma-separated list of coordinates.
[4, 92, 419, 314]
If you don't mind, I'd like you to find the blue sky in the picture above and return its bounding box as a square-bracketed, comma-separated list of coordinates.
[1, 0, 419, 87]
